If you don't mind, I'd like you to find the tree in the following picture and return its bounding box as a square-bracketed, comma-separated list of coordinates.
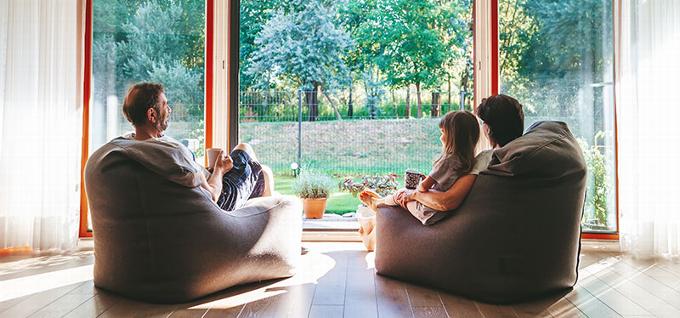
[500, 0, 611, 134]
[348, 0, 450, 118]
[425, 0, 472, 115]
[239, 0, 281, 90]
[246, 0, 352, 121]
[338, 0, 387, 118]
[93, 0, 205, 122]
[439, 0, 474, 111]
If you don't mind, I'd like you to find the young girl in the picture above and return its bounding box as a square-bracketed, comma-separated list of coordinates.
[359, 111, 480, 225]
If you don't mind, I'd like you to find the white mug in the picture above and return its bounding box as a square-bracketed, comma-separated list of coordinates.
[206, 148, 223, 169]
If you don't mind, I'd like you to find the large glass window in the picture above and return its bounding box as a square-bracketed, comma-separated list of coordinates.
[499, 0, 616, 232]
[238, 0, 474, 215]
[90, 0, 206, 157]
[88, 0, 206, 231]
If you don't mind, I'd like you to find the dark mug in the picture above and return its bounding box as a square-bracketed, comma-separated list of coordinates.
[404, 169, 426, 190]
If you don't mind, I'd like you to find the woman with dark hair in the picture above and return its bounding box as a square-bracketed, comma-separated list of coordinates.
[392, 94, 525, 210]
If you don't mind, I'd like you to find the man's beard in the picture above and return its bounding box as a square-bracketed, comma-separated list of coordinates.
[156, 117, 169, 136]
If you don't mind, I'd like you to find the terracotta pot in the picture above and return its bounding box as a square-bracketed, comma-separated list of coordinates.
[302, 198, 327, 219]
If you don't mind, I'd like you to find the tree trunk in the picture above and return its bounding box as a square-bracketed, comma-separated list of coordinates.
[391, 89, 397, 118]
[406, 85, 411, 118]
[431, 92, 441, 117]
[348, 82, 353, 118]
[416, 82, 422, 118]
[322, 88, 342, 120]
[447, 75, 452, 114]
[371, 68, 380, 119]
[460, 60, 471, 109]
[363, 79, 370, 118]
[305, 83, 319, 121]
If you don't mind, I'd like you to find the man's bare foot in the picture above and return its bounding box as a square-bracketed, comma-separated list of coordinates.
[359, 189, 382, 213]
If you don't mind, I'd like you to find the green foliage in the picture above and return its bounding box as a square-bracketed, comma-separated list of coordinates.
[500, 0, 612, 124]
[276, 174, 360, 214]
[245, 0, 352, 91]
[337, 0, 473, 116]
[292, 172, 335, 199]
[578, 132, 610, 226]
[241, 0, 476, 117]
[189, 119, 205, 157]
[239, 0, 281, 89]
[339, 174, 399, 197]
[93, 0, 205, 143]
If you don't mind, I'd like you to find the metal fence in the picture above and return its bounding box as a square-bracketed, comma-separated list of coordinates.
[238, 90, 467, 176]
[239, 89, 471, 122]
[237, 90, 613, 177]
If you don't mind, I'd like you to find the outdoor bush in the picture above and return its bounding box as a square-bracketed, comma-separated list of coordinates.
[339, 174, 399, 197]
[578, 132, 610, 227]
[292, 172, 335, 199]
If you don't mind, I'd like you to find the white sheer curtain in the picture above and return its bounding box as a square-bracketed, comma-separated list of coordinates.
[618, 0, 680, 259]
[0, 0, 83, 253]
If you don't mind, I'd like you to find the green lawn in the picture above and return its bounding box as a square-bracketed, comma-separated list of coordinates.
[241, 118, 440, 214]
[240, 118, 442, 176]
[275, 174, 361, 214]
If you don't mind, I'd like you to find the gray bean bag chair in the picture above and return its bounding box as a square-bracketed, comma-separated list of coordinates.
[375, 121, 586, 304]
[85, 138, 302, 303]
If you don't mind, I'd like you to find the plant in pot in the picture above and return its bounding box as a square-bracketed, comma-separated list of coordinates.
[293, 172, 334, 219]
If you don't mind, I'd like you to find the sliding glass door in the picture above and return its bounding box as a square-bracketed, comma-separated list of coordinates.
[86, 0, 207, 231]
[499, 0, 617, 232]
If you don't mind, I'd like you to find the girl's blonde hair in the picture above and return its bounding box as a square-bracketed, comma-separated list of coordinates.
[438, 111, 480, 174]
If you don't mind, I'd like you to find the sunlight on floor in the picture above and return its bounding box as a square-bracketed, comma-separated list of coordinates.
[0, 264, 93, 302]
[189, 246, 340, 310]
[189, 287, 288, 310]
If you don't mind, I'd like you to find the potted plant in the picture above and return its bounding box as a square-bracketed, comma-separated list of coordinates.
[292, 172, 334, 219]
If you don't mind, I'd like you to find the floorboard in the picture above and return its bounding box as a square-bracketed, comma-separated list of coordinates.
[439, 293, 483, 318]
[344, 250, 377, 318]
[202, 307, 243, 318]
[475, 302, 519, 318]
[3, 242, 680, 318]
[412, 306, 448, 318]
[374, 274, 414, 318]
[0, 282, 83, 317]
[311, 250, 348, 306]
[27, 282, 97, 318]
[62, 292, 120, 318]
[309, 304, 343, 318]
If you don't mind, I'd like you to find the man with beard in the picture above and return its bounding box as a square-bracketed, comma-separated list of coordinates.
[117, 82, 273, 211]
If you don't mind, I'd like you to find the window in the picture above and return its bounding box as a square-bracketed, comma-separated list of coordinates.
[85, 0, 207, 232]
[90, 0, 206, 156]
[499, 0, 617, 232]
[80, 0, 620, 238]
[238, 0, 475, 215]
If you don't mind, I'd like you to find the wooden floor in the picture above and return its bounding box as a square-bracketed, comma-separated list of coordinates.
[1, 241, 680, 317]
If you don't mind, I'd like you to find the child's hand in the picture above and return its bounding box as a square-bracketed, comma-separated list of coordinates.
[417, 183, 428, 192]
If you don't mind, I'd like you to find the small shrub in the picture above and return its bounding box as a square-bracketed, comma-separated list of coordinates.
[578, 132, 610, 227]
[339, 174, 399, 197]
[292, 172, 335, 199]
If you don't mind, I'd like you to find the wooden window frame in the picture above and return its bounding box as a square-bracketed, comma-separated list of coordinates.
[79, 0, 92, 238]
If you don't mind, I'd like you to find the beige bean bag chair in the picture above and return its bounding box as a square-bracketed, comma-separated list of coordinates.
[375, 121, 586, 303]
[85, 138, 302, 303]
